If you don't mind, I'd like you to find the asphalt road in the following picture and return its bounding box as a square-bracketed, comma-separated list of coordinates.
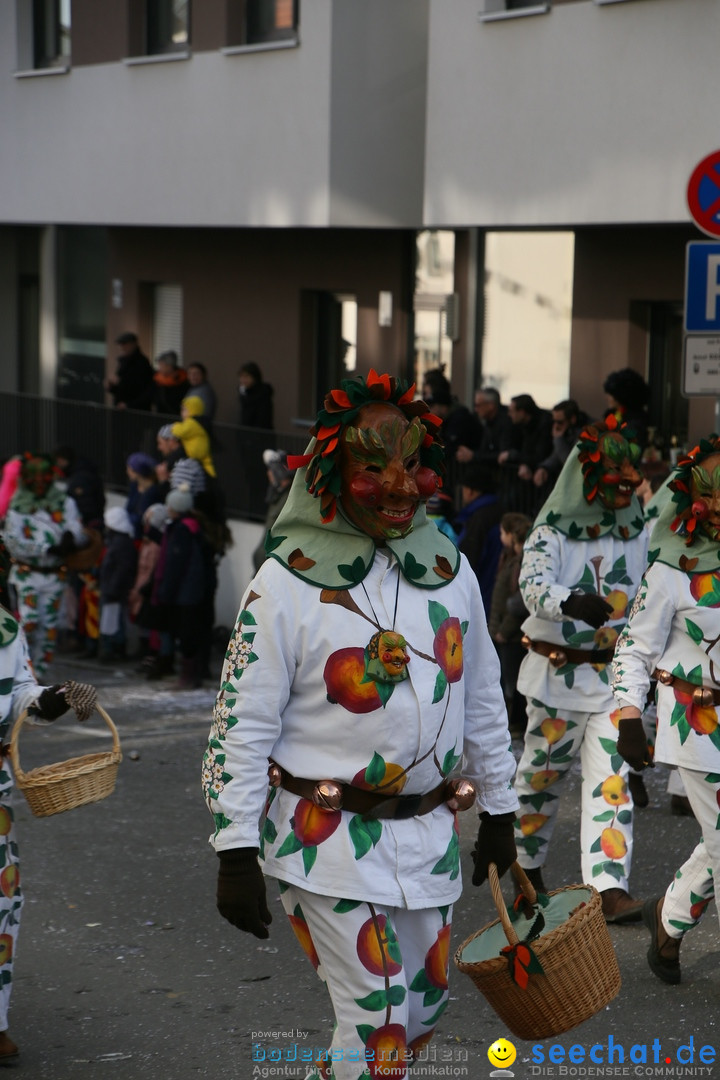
[7, 651, 720, 1080]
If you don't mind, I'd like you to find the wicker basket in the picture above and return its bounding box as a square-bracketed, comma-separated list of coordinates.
[454, 862, 621, 1040]
[10, 705, 122, 818]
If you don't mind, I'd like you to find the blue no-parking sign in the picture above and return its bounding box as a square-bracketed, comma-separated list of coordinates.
[685, 241, 720, 332]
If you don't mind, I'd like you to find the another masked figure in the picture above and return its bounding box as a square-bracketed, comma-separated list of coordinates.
[612, 436, 720, 983]
[2, 453, 87, 678]
[202, 371, 517, 1080]
[514, 417, 648, 923]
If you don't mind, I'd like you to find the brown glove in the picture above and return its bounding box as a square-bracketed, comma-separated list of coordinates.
[616, 716, 653, 772]
[471, 812, 517, 886]
[561, 592, 613, 629]
[216, 848, 272, 939]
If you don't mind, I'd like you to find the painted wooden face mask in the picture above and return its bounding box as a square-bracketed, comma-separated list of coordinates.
[338, 402, 437, 542]
[20, 455, 54, 498]
[593, 432, 643, 510]
[690, 452, 720, 542]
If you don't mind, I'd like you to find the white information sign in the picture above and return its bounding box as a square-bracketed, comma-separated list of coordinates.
[683, 335, 720, 396]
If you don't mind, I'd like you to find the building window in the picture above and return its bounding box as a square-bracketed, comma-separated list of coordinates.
[227, 0, 299, 48]
[146, 0, 190, 55]
[152, 284, 184, 362]
[32, 0, 71, 68]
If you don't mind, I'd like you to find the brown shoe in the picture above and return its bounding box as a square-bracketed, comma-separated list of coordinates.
[0, 1031, 19, 1064]
[642, 897, 681, 983]
[600, 887, 644, 924]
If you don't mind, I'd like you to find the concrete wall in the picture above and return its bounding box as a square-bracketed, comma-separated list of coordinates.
[0, 1, 427, 229]
[425, 0, 719, 228]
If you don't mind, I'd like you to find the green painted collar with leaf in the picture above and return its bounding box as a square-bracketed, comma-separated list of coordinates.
[9, 481, 66, 516]
[266, 461, 460, 590]
[532, 423, 645, 542]
[0, 607, 19, 649]
[648, 436, 720, 574]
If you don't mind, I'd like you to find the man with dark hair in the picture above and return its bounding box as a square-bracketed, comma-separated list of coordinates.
[182, 362, 217, 423]
[454, 463, 502, 613]
[498, 394, 553, 478]
[456, 386, 515, 471]
[533, 399, 587, 488]
[105, 332, 154, 411]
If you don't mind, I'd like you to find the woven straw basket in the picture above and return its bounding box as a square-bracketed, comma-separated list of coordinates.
[10, 705, 122, 818]
[454, 862, 621, 1041]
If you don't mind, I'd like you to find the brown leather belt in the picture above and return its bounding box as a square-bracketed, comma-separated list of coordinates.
[521, 635, 614, 668]
[654, 668, 720, 706]
[12, 561, 65, 576]
[276, 766, 449, 821]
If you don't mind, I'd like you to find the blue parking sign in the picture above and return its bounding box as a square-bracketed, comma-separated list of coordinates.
[685, 241, 720, 332]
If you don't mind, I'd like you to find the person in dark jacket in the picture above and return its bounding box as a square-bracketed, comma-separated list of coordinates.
[98, 506, 138, 662]
[105, 332, 154, 411]
[238, 363, 274, 430]
[54, 446, 105, 530]
[125, 452, 163, 540]
[454, 464, 502, 614]
[152, 351, 188, 415]
[156, 486, 207, 690]
[603, 367, 650, 452]
[456, 387, 515, 472]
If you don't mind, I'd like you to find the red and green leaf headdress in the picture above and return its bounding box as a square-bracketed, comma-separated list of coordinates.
[576, 414, 641, 503]
[666, 435, 720, 545]
[287, 369, 444, 524]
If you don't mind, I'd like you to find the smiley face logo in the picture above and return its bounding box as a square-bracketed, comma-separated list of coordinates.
[488, 1038, 517, 1070]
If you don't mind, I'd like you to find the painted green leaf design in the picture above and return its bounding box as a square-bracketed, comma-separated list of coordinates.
[403, 552, 427, 581]
[302, 845, 317, 876]
[349, 815, 382, 860]
[430, 831, 459, 878]
[432, 669, 448, 704]
[428, 599, 450, 633]
[276, 831, 303, 858]
[338, 556, 368, 584]
[333, 898, 363, 913]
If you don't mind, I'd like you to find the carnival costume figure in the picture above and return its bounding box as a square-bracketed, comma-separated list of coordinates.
[0, 607, 96, 1062]
[612, 436, 720, 983]
[202, 371, 518, 1080]
[2, 454, 87, 678]
[513, 417, 649, 923]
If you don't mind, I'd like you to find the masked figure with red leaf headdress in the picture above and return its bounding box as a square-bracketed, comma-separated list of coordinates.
[513, 417, 649, 924]
[612, 435, 720, 984]
[2, 453, 88, 678]
[202, 371, 517, 1080]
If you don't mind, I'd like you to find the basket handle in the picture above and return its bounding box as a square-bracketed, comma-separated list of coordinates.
[488, 861, 539, 948]
[9, 704, 120, 784]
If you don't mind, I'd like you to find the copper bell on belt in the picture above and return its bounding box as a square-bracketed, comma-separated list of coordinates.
[267, 763, 282, 788]
[656, 669, 674, 686]
[312, 779, 344, 811]
[692, 686, 715, 707]
[549, 649, 568, 669]
[445, 777, 477, 811]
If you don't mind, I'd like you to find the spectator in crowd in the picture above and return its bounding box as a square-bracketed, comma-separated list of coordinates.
[98, 505, 137, 663]
[172, 397, 217, 478]
[157, 487, 207, 690]
[54, 446, 105, 531]
[125, 452, 162, 540]
[182, 362, 217, 423]
[2, 452, 88, 678]
[421, 368, 480, 502]
[105, 332, 154, 411]
[252, 450, 293, 572]
[456, 387, 515, 471]
[533, 399, 587, 488]
[426, 489, 459, 545]
[498, 394, 553, 478]
[488, 512, 532, 737]
[155, 425, 186, 500]
[454, 464, 502, 614]
[128, 503, 168, 667]
[238, 363, 274, 430]
[152, 351, 188, 415]
[604, 367, 650, 451]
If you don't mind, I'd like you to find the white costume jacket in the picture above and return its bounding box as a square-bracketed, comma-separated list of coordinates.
[518, 525, 649, 710]
[612, 560, 720, 773]
[203, 550, 517, 909]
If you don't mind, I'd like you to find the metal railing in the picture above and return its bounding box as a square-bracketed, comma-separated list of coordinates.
[0, 391, 553, 524]
[0, 391, 309, 521]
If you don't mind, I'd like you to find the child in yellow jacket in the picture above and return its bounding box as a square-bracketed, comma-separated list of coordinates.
[171, 396, 216, 477]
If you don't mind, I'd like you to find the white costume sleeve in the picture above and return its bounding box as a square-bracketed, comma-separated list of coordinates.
[611, 563, 678, 712]
[519, 525, 573, 622]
